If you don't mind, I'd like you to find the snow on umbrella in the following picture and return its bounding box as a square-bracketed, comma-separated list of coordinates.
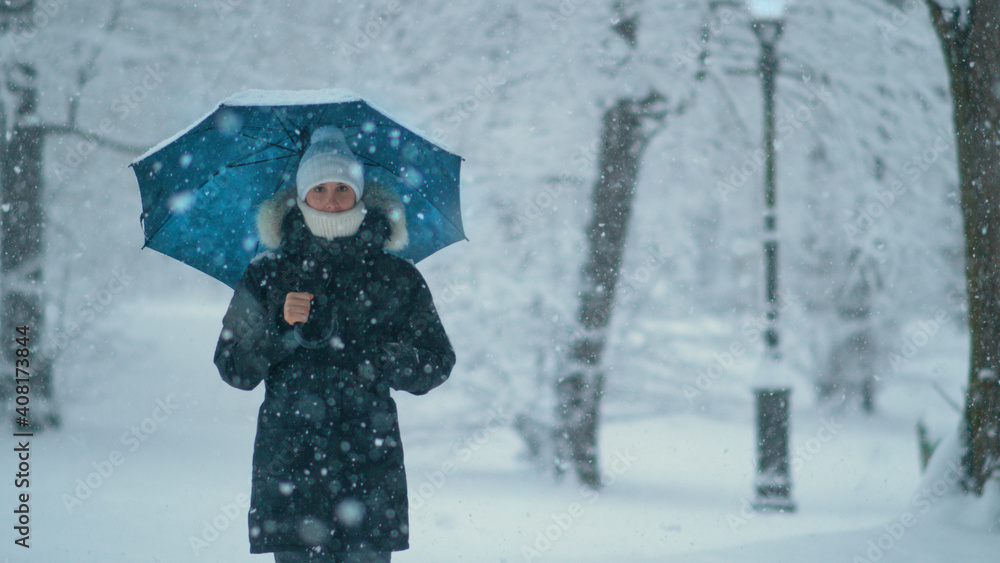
[130, 88, 465, 288]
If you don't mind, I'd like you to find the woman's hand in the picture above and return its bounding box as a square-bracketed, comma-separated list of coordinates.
[283, 292, 314, 325]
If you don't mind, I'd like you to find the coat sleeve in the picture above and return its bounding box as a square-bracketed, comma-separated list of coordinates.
[377, 267, 456, 396]
[214, 263, 297, 391]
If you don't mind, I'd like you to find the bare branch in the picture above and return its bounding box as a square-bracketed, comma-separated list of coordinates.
[41, 123, 147, 155]
[932, 381, 963, 413]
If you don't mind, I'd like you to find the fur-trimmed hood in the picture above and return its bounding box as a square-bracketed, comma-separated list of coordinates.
[256, 180, 408, 251]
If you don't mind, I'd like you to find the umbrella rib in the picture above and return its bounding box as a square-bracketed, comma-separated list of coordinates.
[216, 131, 298, 171]
[175, 123, 297, 170]
[302, 106, 330, 138]
[412, 190, 466, 240]
[270, 108, 306, 153]
[230, 130, 298, 160]
[226, 153, 298, 168]
[405, 149, 464, 238]
[188, 122, 297, 144]
[270, 143, 300, 196]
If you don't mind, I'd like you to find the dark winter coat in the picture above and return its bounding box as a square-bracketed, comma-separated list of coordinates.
[214, 183, 455, 555]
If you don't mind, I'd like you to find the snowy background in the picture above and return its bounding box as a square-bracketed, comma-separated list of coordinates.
[2, 0, 999, 561]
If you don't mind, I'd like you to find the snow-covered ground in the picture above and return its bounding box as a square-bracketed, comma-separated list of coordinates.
[5, 292, 1000, 563]
[2, 1, 989, 561]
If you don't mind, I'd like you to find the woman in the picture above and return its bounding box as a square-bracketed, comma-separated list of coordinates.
[214, 126, 455, 563]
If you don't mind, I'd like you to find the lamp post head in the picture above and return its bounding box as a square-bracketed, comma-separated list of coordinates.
[747, 0, 789, 19]
[747, 0, 787, 45]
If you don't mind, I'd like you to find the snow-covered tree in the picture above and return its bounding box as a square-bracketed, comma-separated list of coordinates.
[0, 1, 205, 428]
[923, 0, 1000, 495]
[3, 0, 965, 490]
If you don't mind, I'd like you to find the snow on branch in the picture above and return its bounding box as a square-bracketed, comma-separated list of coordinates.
[925, 0, 973, 31]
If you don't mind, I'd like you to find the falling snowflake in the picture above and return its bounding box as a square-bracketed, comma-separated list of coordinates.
[214, 108, 243, 134]
[168, 191, 196, 213]
[402, 167, 423, 188]
[336, 499, 366, 528]
[297, 518, 330, 545]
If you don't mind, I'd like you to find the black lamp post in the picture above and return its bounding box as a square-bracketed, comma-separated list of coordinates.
[749, 14, 796, 513]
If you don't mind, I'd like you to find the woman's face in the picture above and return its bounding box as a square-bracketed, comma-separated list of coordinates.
[304, 182, 357, 213]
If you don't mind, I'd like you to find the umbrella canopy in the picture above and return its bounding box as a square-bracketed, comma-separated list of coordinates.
[131, 89, 464, 288]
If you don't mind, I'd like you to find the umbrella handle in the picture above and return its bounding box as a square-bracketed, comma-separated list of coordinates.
[293, 321, 338, 349]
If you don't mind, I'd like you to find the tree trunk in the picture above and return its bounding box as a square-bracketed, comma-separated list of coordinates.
[1, 61, 57, 430]
[554, 93, 664, 489]
[925, 0, 1000, 494]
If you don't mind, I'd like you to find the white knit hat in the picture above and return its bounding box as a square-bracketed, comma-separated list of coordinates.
[295, 126, 365, 201]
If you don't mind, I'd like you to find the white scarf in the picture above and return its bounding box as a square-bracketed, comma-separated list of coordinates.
[296, 200, 367, 240]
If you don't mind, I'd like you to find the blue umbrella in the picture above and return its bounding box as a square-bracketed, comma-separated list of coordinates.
[130, 89, 465, 288]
